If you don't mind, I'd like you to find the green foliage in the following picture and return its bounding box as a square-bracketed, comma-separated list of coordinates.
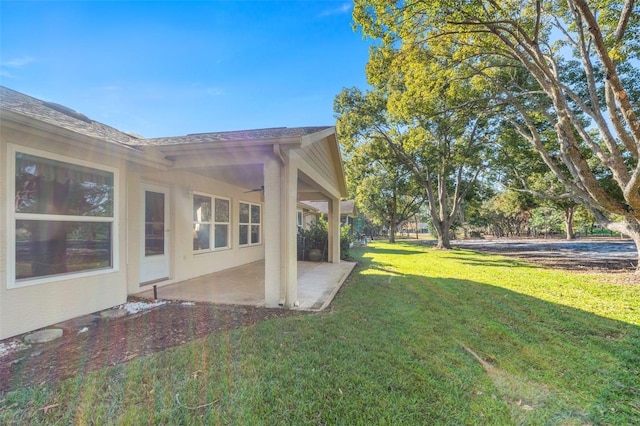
[299, 217, 328, 258]
[352, 0, 640, 254]
[340, 224, 353, 260]
[474, 190, 537, 237]
[335, 81, 490, 247]
[336, 87, 425, 242]
[299, 217, 355, 261]
[530, 206, 565, 235]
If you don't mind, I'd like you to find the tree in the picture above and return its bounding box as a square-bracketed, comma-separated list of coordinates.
[353, 0, 640, 266]
[356, 170, 424, 243]
[341, 118, 425, 243]
[483, 190, 537, 237]
[335, 85, 490, 249]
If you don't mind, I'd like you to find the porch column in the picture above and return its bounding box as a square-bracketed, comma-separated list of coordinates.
[282, 158, 298, 307]
[327, 196, 341, 263]
[264, 157, 282, 307]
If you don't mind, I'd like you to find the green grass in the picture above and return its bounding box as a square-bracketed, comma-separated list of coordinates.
[2, 241, 639, 425]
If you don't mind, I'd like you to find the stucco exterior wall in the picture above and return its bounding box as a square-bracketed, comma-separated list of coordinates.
[125, 166, 265, 295]
[0, 123, 129, 340]
[1, 123, 267, 339]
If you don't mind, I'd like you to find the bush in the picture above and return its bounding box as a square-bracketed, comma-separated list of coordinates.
[298, 217, 354, 261]
[340, 224, 353, 260]
[299, 218, 328, 260]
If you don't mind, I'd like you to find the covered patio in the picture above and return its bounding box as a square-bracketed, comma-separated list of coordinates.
[134, 261, 356, 311]
[143, 127, 349, 310]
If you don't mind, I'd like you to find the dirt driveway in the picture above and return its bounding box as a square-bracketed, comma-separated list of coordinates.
[452, 237, 637, 272]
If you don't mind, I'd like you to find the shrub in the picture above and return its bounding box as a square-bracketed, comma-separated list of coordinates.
[298, 217, 354, 261]
[340, 224, 353, 260]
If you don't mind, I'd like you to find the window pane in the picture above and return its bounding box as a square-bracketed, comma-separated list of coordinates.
[251, 205, 261, 224]
[193, 195, 211, 222]
[251, 224, 260, 244]
[239, 203, 250, 223]
[215, 198, 229, 222]
[145, 191, 165, 256]
[214, 224, 228, 248]
[193, 224, 210, 250]
[16, 220, 112, 280]
[15, 152, 114, 217]
[239, 224, 249, 245]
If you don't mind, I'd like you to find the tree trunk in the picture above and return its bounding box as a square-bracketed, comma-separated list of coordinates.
[602, 216, 640, 272]
[432, 220, 452, 249]
[388, 216, 396, 243]
[564, 207, 575, 240]
[624, 227, 640, 273]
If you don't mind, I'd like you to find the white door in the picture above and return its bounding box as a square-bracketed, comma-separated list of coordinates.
[140, 184, 170, 284]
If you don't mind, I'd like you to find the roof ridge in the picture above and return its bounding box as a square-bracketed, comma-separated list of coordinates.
[186, 127, 288, 137]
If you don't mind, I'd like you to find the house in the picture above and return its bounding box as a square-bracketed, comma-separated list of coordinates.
[0, 86, 349, 340]
[302, 200, 359, 233]
[296, 202, 320, 232]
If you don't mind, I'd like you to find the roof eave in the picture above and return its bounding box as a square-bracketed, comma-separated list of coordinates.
[1, 109, 174, 168]
[153, 137, 303, 154]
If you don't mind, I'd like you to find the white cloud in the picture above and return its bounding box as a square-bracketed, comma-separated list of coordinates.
[2, 56, 36, 68]
[318, 3, 352, 18]
[0, 56, 36, 79]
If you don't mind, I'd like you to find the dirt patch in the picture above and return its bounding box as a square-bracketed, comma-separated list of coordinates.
[451, 237, 638, 273]
[0, 301, 300, 393]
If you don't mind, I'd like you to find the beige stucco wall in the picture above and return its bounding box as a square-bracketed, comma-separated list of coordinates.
[0, 123, 129, 340]
[125, 165, 265, 295]
[1, 122, 267, 339]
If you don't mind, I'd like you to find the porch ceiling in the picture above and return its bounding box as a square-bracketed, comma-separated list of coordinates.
[195, 164, 264, 191]
[181, 163, 332, 200]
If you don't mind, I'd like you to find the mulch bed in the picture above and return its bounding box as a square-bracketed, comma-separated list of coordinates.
[0, 301, 300, 393]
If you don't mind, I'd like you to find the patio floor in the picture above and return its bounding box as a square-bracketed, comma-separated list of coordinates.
[134, 261, 357, 311]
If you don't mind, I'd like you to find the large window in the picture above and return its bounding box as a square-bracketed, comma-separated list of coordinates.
[193, 194, 230, 252]
[239, 202, 261, 246]
[11, 147, 116, 286]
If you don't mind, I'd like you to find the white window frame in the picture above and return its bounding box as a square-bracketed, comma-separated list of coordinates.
[297, 210, 303, 230]
[193, 192, 231, 253]
[7, 144, 119, 288]
[238, 201, 262, 247]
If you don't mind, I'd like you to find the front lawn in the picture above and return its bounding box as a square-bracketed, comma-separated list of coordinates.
[2, 241, 639, 424]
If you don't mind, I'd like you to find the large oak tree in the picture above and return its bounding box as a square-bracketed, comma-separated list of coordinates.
[354, 0, 640, 266]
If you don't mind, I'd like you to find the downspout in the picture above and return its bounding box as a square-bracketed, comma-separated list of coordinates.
[273, 143, 286, 166]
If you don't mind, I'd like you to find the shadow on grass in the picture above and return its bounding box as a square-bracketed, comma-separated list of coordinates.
[361, 243, 427, 257]
[440, 249, 543, 270]
[344, 265, 640, 424]
[359, 245, 539, 272]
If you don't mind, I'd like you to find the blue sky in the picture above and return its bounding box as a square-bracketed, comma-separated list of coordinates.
[0, 1, 370, 138]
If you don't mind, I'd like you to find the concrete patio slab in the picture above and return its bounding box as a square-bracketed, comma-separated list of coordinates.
[297, 261, 357, 310]
[134, 260, 357, 311]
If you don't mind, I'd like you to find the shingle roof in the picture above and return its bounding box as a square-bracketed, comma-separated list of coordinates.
[0, 86, 333, 150]
[139, 126, 333, 146]
[0, 86, 143, 149]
